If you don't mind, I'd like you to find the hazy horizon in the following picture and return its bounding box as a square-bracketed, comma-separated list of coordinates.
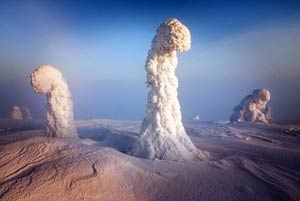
[0, 0, 299, 121]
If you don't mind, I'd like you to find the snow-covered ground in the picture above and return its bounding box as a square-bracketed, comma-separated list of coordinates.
[0, 118, 299, 201]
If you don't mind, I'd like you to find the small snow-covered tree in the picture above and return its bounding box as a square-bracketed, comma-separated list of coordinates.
[131, 18, 209, 161]
[230, 89, 271, 123]
[10, 106, 23, 120]
[30, 65, 77, 138]
[192, 115, 200, 121]
[22, 106, 32, 120]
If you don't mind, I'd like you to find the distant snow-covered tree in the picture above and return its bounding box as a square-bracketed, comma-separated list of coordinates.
[10, 106, 23, 120]
[230, 89, 271, 123]
[31, 65, 77, 138]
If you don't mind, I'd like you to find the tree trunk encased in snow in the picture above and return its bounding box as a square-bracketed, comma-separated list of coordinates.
[30, 65, 77, 138]
[131, 18, 209, 161]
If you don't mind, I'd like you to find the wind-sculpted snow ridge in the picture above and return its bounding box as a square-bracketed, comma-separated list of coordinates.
[230, 89, 271, 123]
[30, 65, 77, 138]
[130, 18, 209, 161]
[9, 106, 23, 120]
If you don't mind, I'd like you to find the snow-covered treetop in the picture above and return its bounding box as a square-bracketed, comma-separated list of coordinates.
[253, 89, 271, 104]
[30, 65, 71, 97]
[30, 65, 63, 93]
[153, 18, 191, 53]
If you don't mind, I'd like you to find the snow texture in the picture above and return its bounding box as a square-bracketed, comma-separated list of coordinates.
[22, 106, 32, 120]
[230, 89, 271, 123]
[9, 106, 23, 120]
[30, 65, 77, 138]
[131, 18, 209, 161]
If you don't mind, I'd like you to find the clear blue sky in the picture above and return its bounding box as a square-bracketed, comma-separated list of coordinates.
[0, 0, 299, 121]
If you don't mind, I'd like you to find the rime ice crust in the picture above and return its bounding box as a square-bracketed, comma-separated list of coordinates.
[30, 65, 77, 138]
[10, 106, 23, 120]
[230, 89, 271, 123]
[131, 18, 209, 161]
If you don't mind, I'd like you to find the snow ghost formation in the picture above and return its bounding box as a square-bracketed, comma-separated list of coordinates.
[230, 89, 271, 123]
[10, 106, 23, 120]
[30, 65, 77, 138]
[22, 106, 32, 120]
[131, 18, 209, 161]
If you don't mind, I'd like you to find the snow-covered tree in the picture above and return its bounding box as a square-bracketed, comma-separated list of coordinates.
[31, 65, 77, 138]
[22, 106, 32, 120]
[10, 106, 23, 120]
[230, 89, 271, 123]
[131, 18, 209, 161]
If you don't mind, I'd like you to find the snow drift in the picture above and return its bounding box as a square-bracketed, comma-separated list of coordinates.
[30, 65, 77, 138]
[131, 18, 209, 161]
[230, 89, 271, 123]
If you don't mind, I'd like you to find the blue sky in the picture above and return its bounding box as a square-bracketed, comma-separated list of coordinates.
[0, 0, 299, 121]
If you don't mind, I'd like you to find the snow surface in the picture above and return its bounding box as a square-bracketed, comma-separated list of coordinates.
[0, 118, 299, 201]
[30, 65, 77, 138]
[131, 18, 208, 161]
